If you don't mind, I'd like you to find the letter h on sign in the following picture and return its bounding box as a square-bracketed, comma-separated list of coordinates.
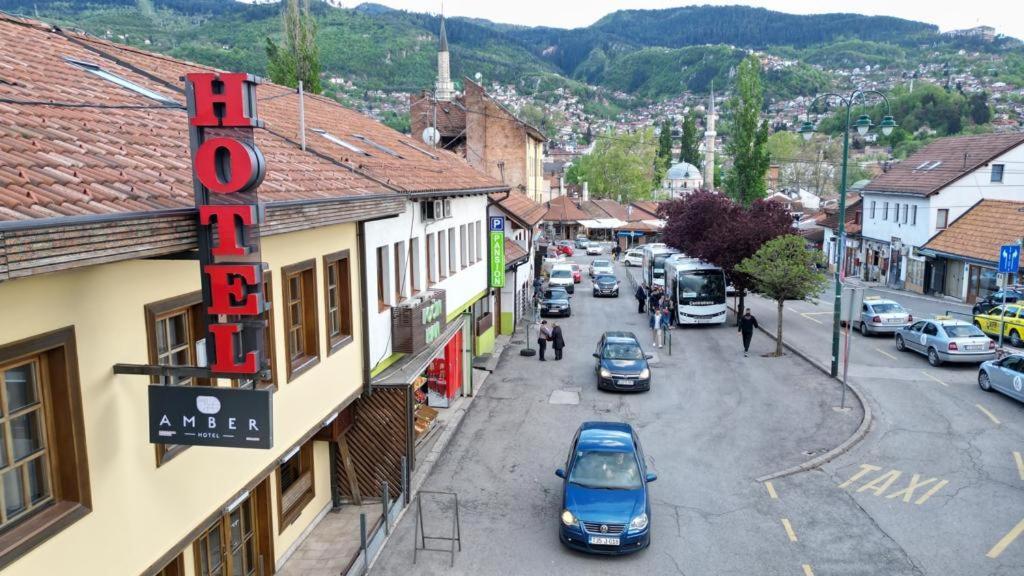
[186, 73, 270, 380]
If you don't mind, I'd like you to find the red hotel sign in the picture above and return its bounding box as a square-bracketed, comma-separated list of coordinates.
[186, 73, 270, 379]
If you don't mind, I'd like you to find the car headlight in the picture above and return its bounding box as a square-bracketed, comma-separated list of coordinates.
[561, 509, 577, 527]
[599, 367, 612, 378]
[629, 513, 648, 532]
[639, 368, 650, 379]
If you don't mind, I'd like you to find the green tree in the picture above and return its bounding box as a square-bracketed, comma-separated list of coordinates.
[265, 0, 322, 93]
[736, 235, 827, 356]
[655, 119, 674, 184]
[679, 115, 701, 168]
[572, 129, 658, 202]
[724, 55, 770, 206]
[969, 92, 992, 125]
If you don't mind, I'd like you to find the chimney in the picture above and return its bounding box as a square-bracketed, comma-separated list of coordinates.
[582, 182, 589, 202]
[559, 176, 565, 198]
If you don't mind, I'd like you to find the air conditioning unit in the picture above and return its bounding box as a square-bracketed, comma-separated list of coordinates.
[443, 199, 452, 218]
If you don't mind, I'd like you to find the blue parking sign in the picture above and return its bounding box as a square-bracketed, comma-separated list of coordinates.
[998, 244, 1020, 274]
[489, 216, 504, 232]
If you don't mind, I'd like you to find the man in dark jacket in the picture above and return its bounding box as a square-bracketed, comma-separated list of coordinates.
[738, 308, 759, 357]
[551, 323, 566, 360]
[635, 284, 647, 313]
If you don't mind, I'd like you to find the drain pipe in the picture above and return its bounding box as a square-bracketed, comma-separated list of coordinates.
[358, 220, 372, 397]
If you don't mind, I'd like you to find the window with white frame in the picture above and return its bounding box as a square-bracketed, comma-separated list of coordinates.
[476, 220, 483, 262]
[410, 237, 422, 292]
[438, 229, 448, 279]
[911, 205, 917, 226]
[448, 227, 457, 275]
[870, 201, 876, 219]
[992, 164, 1005, 183]
[460, 225, 468, 269]
[936, 209, 949, 230]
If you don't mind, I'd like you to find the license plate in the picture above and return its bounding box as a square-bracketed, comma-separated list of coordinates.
[886, 318, 903, 324]
[616, 379, 633, 386]
[589, 536, 620, 546]
[964, 344, 984, 351]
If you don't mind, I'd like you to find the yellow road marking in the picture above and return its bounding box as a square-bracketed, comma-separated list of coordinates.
[838, 464, 881, 488]
[787, 307, 827, 324]
[921, 370, 949, 387]
[1014, 452, 1024, 481]
[986, 517, 1024, 559]
[976, 404, 1002, 425]
[802, 565, 815, 576]
[914, 479, 949, 505]
[781, 518, 798, 542]
[875, 347, 898, 361]
[765, 481, 778, 500]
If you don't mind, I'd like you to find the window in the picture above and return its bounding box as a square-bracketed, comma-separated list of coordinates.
[992, 164, 1005, 182]
[427, 233, 437, 285]
[156, 555, 184, 576]
[448, 227, 457, 275]
[438, 230, 448, 279]
[467, 222, 475, 263]
[276, 441, 314, 532]
[870, 201, 876, 219]
[410, 237, 422, 292]
[911, 205, 918, 226]
[376, 246, 390, 310]
[473, 292, 493, 333]
[394, 242, 406, 302]
[883, 202, 889, 221]
[323, 251, 353, 354]
[0, 328, 89, 568]
[936, 208, 949, 230]
[311, 129, 370, 156]
[460, 225, 468, 269]
[65, 57, 178, 106]
[195, 495, 260, 576]
[475, 220, 484, 262]
[260, 276, 278, 390]
[351, 134, 402, 158]
[902, 204, 908, 224]
[283, 260, 320, 381]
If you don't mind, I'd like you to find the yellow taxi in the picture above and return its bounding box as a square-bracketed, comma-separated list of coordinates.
[973, 304, 1024, 347]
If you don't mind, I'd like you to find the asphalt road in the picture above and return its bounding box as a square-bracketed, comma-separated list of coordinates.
[745, 288, 1024, 576]
[370, 255, 871, 576]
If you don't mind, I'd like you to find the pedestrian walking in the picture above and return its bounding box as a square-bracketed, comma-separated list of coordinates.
[538, 320, 552, 361]
[652, 307, 665, 348]
[551, 323, 565, 360]
[648, 286, 661, 314]
[533, 276, 543, 299]
[635, 283, 647, 313]
[738, 308, 759, 357]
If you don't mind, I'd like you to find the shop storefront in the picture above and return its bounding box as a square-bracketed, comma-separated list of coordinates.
[967, 264, 1001, 303]
[861, 238, 890, 283]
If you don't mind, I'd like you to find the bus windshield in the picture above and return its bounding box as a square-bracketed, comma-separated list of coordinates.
[676, 270, 726, 304]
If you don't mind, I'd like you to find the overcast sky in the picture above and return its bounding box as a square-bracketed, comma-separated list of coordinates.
[329, 0, 1024, 40]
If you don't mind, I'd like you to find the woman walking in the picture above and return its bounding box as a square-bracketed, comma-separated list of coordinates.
[651, 307, 665, 348]
[551, 322, 566, 360]
[635, 283, 647, 314]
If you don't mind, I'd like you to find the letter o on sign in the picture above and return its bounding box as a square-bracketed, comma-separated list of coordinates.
[195, 137, 266, 194]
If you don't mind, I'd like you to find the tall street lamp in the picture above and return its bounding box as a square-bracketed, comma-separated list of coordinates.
[799, 90, 896, 378]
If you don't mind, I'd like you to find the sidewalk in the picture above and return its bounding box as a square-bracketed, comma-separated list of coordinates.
[836, 277, 970, 311]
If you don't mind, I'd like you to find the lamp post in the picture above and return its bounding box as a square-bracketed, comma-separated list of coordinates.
[799, 90, 896, 378]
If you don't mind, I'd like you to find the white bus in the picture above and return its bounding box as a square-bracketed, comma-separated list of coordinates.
[640, 244, 679, 288]
[664, 258, 727, 325]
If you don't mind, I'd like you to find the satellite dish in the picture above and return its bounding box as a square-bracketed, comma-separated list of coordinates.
[422, 127, 441, 146]
[474, 72, 482, 81]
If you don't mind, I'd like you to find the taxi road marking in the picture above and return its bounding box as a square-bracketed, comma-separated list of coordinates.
[781, 518, 798, 542]
[986, 517, 1024, 559]
[802, 565, 815, 576]
[1014, 451, 1024, 481]
[765, 481, 778, 500]
[921, 370, 949, 387]
[838, 464, 949, 505]
[875, 347, 898, 361]
[976, 403, 1001, 425]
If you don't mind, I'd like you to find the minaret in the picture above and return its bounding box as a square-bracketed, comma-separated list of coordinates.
[704, 86, 717, 189]
[435, 15, 455, 101]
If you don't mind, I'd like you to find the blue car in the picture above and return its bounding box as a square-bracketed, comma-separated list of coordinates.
[556, 422, 656, 555]
[593, 331, 652, 391]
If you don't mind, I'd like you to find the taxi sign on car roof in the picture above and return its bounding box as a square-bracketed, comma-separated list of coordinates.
[864, 296, 882, 300]
[934, 315, 953, 320]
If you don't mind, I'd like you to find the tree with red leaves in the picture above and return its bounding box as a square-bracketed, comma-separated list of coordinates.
[658, 190, 794, 323]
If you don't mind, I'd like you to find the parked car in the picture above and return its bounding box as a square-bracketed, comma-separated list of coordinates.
[978, 354, 1024, 404]
[593, 331, 652, 391]
[586, 243, 604, 256]
[570, 263, 582, 283]
[623, 249, 644, 267]
[589, 259, 614, 278]
[895, 317, 996, 366]
[549, 265, 575, 294]
[972, 289, 1024, 315]
[575, 238, 590, 249]
[540, 288, 572, 317]
[557, 242, 575, 257]
[856, 297, 912, 336]
[593, 274, 620, 297]
[556, 421, 655, 555]
[974, 304, 1024, 347]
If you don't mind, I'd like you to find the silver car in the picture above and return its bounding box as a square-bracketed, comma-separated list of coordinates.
[978, 355, 1024, 404]
[589, 259, 614, 278]
[857, 298, 912, 336]
[895, 318, 996, 366]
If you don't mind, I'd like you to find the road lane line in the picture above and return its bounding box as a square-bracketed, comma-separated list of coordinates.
[802, 565, 815, 576]
[765, 481, 778, 500]
[921, 370, 949, 387]
[976, 404, 1001, 425]
[781, 518, 798, 542]
[986, 517, 1024, 559]
[1014, 452, 1024, 481]
[875, 347, 898, 361]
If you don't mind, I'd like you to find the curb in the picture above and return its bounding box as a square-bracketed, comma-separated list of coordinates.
[731, 305, 874, 483]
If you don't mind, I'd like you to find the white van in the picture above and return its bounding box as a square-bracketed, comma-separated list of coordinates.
[549, 264, 575, 294]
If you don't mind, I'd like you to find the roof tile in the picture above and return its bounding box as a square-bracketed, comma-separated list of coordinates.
[923, 200, 1024, 263]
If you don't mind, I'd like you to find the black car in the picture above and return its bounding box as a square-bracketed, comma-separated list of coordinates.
[973, 289, 1024, 315]
[593, 332, 652, 392]
[593, 274, 620, 297]
[541, 288, 572, 317]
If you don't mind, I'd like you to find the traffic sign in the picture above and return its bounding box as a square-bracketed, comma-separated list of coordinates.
[998, 244, 1020, 274]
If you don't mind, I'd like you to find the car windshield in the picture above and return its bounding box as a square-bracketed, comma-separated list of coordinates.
[871, 303, 904, 314]
[596, 275, 617, 283]
[569, 450, 642, 490]
[944, 325, 985, 338]
[544, 289, 568, 300]
[676, 270, 726, 304]
[603, 341, 643, 360]
[594, 260, 610, 267]
[571, 264, 580, 271]
[552, 270, 571, 279]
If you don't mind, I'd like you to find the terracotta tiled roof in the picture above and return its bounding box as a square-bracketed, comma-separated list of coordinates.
[504, 237, 529, 264]
[578, 199, 632, 221]
[923, 200, 1024, 263]
[617, 219, 660, 232]
[542, 195, 588, 222]
[629, 201, 661, 221]
[819, 196, 862, 231]
[410, 92, 466, 137]
[864, 133, 1024, 196]
[490, 191, 545, 227]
